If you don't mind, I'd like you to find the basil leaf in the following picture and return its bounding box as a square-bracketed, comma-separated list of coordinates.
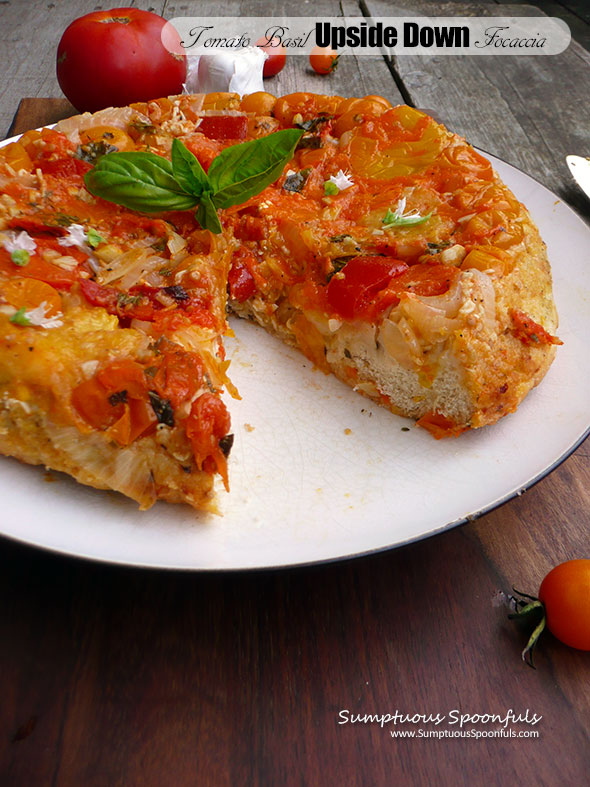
[208, 129, 303, 209]
[84, 152, 199, 213]
[171, 139, 210, 197]
[196, 192, 223, 235]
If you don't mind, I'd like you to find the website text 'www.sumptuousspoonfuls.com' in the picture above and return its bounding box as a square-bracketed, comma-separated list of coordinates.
[338, 709, 542, 739]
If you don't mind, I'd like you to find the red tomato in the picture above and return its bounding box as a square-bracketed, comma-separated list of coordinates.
[56, 8, 187, 113]
[152, 348, 204, 409]
[309, 46, 339, 75]
[256, 37, 286, 78]
[186, 393, 232, 489]
[539, 560, 590, 651]
[37, 157, 91, 178]
[198, 116, 248, 141]
[228, 249, 257, 302]
[228, 262, 256, 303]
[79, 279, 157, 322]
[511, 309, 563, 347]
[388, 263, 460, 299]
[326, 256, 408, 320]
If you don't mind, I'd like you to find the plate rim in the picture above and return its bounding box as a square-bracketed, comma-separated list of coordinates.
[0, 129, 588, 571]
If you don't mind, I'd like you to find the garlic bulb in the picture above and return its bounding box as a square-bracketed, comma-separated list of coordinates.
[185, 47, 266, 96]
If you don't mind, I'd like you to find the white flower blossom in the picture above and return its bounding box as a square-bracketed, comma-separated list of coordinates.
[58, 223, 89, 249]
[2, 231, 37, 254]
[393, 197, 422, 220]
[382, 198, 432, 228]
[327, 170, 354, 191]
[23, 301, 63, 329]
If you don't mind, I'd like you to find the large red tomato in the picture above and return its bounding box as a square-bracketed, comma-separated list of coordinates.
[56, 8, 186, 112]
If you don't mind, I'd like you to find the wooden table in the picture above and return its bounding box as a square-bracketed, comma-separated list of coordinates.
[2, 1, 590, 784]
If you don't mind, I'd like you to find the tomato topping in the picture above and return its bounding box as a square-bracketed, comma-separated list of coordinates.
[37, 157, 92, 178]
[511, 309, 562, 347]
[415, 411, 468, 439]
[153, 305, 218, 334]
[198, 116, 248, 141]
[0, 247, 77, 290]
[79, 279, 157, 322]
[151, 348, 204, 409]
[7, 217, 67, 237]
[228, 249, 257, 302]
[185, 393, 232, 489]
[97, 359, 148, 399]
[71, 377, 125, 430]
[389, 263, 460, 299]
[71, 359, 157, 445]
[1, 278, 62, 316]
[326, 256, 408, 320]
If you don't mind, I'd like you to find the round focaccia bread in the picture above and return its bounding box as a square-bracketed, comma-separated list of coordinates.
[0, 90, 561, 512]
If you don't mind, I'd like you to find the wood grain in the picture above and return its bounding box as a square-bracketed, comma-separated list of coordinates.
[362, 1, 590, 211]
[2, 2, 590, 785]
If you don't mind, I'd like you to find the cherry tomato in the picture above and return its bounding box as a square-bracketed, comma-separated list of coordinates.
[309, 46, 339, 75]
[56, 7, 187, 113]
[539, 560, 590, 651]
[326, 256, 408, 320]
[256, 37, 286, 78]
[240, 92, 277, 115]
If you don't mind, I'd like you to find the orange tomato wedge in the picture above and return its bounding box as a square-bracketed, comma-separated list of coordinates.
[1, 278, 62, 316]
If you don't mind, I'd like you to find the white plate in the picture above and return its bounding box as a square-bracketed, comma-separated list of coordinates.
[0, 138, 589, 569]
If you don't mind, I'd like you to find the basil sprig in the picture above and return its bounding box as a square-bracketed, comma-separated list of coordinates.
[84, 130, 303, 234]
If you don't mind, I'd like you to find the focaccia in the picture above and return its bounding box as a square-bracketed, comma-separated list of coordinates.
[0, 90, 561, 508]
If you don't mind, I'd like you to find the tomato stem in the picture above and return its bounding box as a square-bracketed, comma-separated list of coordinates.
[507, 588, 546, 669]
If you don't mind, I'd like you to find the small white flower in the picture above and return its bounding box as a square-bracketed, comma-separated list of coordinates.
[24, 301, 63, 329]
[2, 231, 37, 254]
[393, 197, 422, 220]
[382, 198, 431, 228]
[58, 223, 88, 249]
[327, 170, 354, 191]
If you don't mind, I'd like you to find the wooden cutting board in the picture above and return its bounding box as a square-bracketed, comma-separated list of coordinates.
[7, 97, 76, 137]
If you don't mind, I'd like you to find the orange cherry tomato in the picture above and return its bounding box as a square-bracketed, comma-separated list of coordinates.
[256, 37, 286, 78]
[240, 91, 277, 115]
[539, 560, 590, 651]
[79, 125, 135, 152]
[309, 45, 339, 75]
[1, 278, 62, 316]
[1, 141, 33, 172]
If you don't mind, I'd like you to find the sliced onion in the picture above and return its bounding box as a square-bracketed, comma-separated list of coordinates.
[98, 248, 167, 289]
[415, 274, 463, 318]
[55, 106, 151, 143]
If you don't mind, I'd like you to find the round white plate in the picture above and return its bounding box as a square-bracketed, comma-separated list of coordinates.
[0, 141, 588, 569]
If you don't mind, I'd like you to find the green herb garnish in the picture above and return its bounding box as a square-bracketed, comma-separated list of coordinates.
[148, 391, 175, 427]
[76, 140, 118, 164]
[84, 130, 304, 235]
[324, 181, 339, 196]
[283, 168, 311, 193]
[10, 249, 30, 266]
[382, 206, 432, 228]
[86, 227, 105, 248]
[10, 307, 31, 326]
